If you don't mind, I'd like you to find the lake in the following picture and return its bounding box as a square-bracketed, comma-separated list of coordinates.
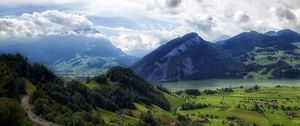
[160, 79, 300, 91]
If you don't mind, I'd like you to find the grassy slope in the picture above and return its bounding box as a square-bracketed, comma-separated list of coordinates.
[24, 79, 36, 95]
[93, 108, 140, 126]
[175, 87, 300, 126]
[246, 44, 300, 66]
[19, 79, 37, 126]
[164, 93, 185, 110]
[84, 80, 176, 125]
[245, 44, 300, 79]
[83, 79, 300, 126]
[85, 80, 114, 90]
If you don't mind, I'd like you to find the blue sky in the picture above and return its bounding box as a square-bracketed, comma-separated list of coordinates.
[0, 0, 299, 56]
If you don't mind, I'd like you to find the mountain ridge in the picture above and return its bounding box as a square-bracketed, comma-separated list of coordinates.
[133, 29, 300, 82]
[0, 35, 138, 77]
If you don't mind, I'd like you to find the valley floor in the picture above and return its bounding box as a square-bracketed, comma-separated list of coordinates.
[163, 86, 300, 126]
[84, 80, 300, 126]
[24, 83, 300, 126]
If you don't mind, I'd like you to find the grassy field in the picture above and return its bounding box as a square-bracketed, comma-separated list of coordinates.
[119, 86, 300, 126]
[24, 78, 36, 95]
[85, 80, 114, 90]
[166, 86, 300, 126]
[245, 45, 300, 66]
[114, 86, 300, 126]
[93, 108, 141, 126]
[83, 80, 300, 126]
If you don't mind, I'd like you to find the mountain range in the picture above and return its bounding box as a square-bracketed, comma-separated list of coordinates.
[0, 35, 137, 78]
[132, 29, 300, 82]
[2, 29, 300, 82]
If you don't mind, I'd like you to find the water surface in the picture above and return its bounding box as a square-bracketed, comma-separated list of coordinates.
[160, 79, 300, 91]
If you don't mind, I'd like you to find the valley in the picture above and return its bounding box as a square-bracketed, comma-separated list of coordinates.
[87, 79, 300, 126]
[164, 86, 300, 126]
[133, 30, 300, 82]
[2, 1, 300, 126]
[2, 54, 300, 126]
[160, 79, 300, 91]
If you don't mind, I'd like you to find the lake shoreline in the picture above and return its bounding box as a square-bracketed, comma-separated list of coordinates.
[160, 79, 300, 91]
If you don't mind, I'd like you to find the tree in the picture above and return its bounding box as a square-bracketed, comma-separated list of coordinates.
[0, 98, 25, 126]
[141, 111, 160, 126]
[33, 98, 51, 116]
[86, 76, 91, 83]
[185, 89, 201, 96]
[94, 74, 107, 83]
[0, 62, 19, 99]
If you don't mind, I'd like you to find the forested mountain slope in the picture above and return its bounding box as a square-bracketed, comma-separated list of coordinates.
[0, 53, 169, 126]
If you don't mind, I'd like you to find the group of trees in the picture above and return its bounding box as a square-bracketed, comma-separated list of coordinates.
[0, 97, 32, 126]
[183, 89, 221, 96]
[0, 54, 41, 126]
[156, 85, 171, 94]
[220, 88, 234, 93]
[245, 85, 260, 93]
[0, 54, 172, 125]
[0, 54, 105, 126]
[181, 102, 210, 110]
[202, 89, 218, 94]
[141, 111, 160, 126]
[0, 62, 21, 99]
[185, 89, 201, 96]
[104, 66, 170, 110]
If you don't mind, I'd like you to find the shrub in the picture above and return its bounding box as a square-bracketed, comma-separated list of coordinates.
[185, 89, 201, 96]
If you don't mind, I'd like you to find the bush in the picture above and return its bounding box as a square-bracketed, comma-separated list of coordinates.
[141, 111, 160, 126]
[185, 89, 201, 96]
[156, 85, 171, 94]
[94, 74, 107, 83]
[181, 103, 209, 110]
[203, 90, 217, 95]
[222, 88, 233, 93]
[245, 85, 260, 93]
[0, 98, 26, 126]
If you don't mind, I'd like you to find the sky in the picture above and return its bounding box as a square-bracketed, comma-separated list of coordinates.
[0, 0, 300, 56]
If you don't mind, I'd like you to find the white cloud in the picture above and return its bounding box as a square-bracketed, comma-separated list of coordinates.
[98, 25, 176, 56]
[0, 0, 84, 6]
[1, 0, 300, 56]
[0, 10, 101, 39]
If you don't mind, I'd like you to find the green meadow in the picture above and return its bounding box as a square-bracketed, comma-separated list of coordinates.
[173, 86, 300, 126]
[85, 79, 300, 126]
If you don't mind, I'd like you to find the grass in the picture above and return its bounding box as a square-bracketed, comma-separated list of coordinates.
[85, 80, 114, 90]
[134, 103, 149, 112]
[245, 46, 300, 66]
[94, 108, 140, 126]
[24, 79, 36, 95]
[243, 45, 300, 78]
[86, 79, 300, 126]
[169, 86, 300, 126]
[85, 80, 101, 89]
[164, 93, 185, 110]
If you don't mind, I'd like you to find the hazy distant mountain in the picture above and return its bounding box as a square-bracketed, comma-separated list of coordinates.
[0, 35, 138, 77]
[132, 29, 300, 82]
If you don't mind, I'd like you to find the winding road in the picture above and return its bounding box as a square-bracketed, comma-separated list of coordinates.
[21, 96, 62, 126]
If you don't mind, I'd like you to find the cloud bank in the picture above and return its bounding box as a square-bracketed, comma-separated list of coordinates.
[0, 0, 300, 56]
[0, 10, 99, 39]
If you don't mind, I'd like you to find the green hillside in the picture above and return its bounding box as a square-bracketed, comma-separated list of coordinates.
[2, 54, 300, 126]
[244, 43, 300, 79]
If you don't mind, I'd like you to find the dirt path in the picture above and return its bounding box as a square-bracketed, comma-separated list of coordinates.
[21, 96, 62, 126]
